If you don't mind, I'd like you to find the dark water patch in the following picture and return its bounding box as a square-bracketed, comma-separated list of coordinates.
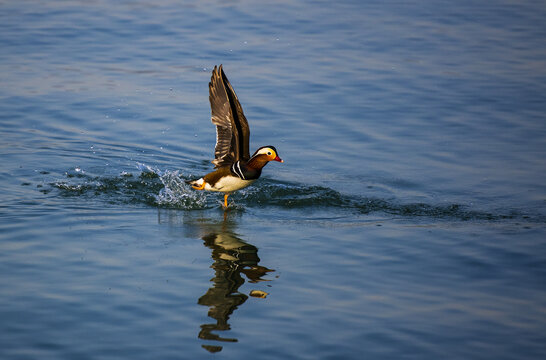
[53, 168, 164, 208]
[358, 200, 497, 221]
[241, 182, 354, 208]
[241, 182, 525, 222]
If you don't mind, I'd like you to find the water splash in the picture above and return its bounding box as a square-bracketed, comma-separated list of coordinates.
[52, 164, 207, 209]
[154, 169, 207, 209]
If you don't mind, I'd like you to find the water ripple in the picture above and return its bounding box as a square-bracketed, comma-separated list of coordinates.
[49, 167, 541, 223]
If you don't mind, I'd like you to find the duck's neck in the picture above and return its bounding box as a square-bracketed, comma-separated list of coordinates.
[246, 154, 269, 170]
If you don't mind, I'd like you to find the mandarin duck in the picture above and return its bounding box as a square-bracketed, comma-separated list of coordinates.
[187, 65, 283, 207]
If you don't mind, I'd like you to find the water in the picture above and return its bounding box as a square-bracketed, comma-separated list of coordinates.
[1, 0, 546, 358]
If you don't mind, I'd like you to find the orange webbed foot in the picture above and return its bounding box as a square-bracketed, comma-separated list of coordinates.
[191, 182, 206, 190]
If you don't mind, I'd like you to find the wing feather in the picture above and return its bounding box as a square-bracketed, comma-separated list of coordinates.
[220, 66, 250, 162]
[208, 65, 250, 168]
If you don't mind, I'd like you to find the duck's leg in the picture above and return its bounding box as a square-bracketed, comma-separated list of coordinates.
[223, 193, 230, 208]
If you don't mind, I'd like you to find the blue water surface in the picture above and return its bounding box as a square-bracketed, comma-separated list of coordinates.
[1, 1, 546, 359]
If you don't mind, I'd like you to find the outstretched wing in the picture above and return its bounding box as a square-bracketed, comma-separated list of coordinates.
[209, 65, 250, 168]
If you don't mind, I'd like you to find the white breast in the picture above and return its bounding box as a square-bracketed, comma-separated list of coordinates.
[205, 175, 256, 193]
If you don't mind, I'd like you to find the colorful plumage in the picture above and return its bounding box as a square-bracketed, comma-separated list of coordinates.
[187, 65, 283, 207]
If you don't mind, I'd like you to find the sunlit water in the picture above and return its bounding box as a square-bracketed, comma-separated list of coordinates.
[1, 1, 546, 359]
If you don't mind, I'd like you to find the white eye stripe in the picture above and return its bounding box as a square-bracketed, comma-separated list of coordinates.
[258, 148, 274, 156]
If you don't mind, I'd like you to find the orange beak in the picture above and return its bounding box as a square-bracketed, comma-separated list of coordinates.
[274, 156, 283, 163]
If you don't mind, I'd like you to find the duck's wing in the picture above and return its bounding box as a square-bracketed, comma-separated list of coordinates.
[221, 66, 250, 161]
[209, 65, 250, 168]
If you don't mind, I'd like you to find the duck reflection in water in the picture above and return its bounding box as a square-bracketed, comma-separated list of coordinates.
[197, 216, 274, 353]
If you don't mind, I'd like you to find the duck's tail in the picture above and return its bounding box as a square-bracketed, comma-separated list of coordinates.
[186, 178, 206, 190]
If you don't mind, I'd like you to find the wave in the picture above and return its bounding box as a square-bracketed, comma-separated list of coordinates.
[239, 182, 510, 221]
[50, 166, 539, 222]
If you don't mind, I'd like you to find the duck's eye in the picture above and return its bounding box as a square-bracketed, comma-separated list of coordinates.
[267, 151, 272, 156]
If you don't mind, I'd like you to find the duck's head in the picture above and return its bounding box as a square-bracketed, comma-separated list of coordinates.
[252, 146, 283, 163]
